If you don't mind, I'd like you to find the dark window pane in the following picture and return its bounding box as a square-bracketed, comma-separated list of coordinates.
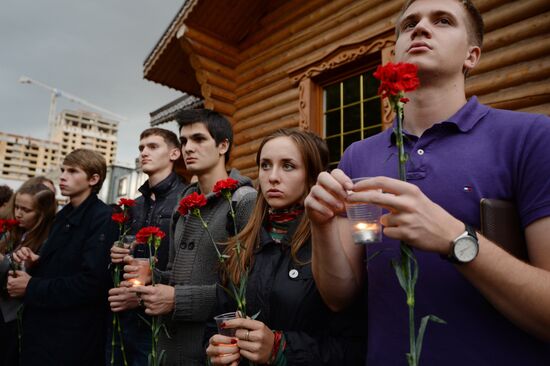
[325, 110, 341, 137]
[325, 83, 340, 110]
[363, 70, 380, 98]
[343, 76, 360, 105]
[343, 104, 361, 132]
[343, 131, 361, 151]
[326, 136, 341, 164]
[363, 125, 382, 139]
[363, 98, 382, 127]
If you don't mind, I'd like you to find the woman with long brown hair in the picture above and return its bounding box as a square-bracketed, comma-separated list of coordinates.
[207, 129, 365, 365]
[0, 183, 56, 366]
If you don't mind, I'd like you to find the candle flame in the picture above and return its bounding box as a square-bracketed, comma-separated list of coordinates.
[355, 222, 378, 231]
[131, 280, 142, 286]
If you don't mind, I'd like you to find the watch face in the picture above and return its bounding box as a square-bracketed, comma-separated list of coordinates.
[454, 237, 478, 262]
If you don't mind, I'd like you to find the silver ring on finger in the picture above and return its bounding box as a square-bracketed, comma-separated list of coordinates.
[245, 330, 250, 341]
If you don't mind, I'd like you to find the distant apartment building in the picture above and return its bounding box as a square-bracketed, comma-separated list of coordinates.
[0, 109, 119, 185]
[0, 132, 61, 181]
[50, 110, 118, 165]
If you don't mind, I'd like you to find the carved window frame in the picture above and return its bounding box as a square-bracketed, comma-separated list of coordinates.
[288, 31, 396, 136]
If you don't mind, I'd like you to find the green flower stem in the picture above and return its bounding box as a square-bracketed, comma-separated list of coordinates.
[111, 263, 128, 366]
[394, 95, 418, 366]
[222, 191, 248, 316]
[194, 210, 224, 260]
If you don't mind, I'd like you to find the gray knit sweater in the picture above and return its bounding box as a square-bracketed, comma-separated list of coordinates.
[157, 169, 256, 365]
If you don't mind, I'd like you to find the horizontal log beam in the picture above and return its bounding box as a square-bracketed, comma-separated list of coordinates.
[194, 55, 236, 81]
[473, 0, 510, 13]
[201, 84, 236, 103]
[483, 12, 550, 52]
[237, 0, 398, 86]
[240, 0, 376, 63]
[231, 153, 256, 171]
[177, 24, 240, 60]
[234, 88, 299, 121]
[234, 116, 298, 146]
[483, 0, 550, 33]
[186, 38, 239, 69]
[237, 16, 395, 97]
[235, 78, 292, 108]
[232, 139, 262, 160]
[196, 70, 237, 92]
[204, 98, 236, 117]
[472, 34, 550, 76]
[466, 56, 550, 96]
[518, 103, 550, 115]
[476, 79, 550, 106]
[234, 102, 298, 134]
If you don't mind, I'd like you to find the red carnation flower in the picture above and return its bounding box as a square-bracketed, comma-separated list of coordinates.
[373, 62, 419, 99]
[177, 192, 207, 216]
[0, 219, 19, 233]
[136, 226, 165, 244]
[212, 178, 239, 196]
[111, 212, 128, 224]
[118, 198, 136, 207]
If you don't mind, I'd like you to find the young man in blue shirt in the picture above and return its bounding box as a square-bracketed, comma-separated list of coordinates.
[305, 1, 550, 364]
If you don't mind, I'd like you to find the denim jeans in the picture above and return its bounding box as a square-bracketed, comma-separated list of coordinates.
[105, 310, 151, 366]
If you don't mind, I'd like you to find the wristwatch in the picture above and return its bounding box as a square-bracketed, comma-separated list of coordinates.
[447, 224, 479, 264]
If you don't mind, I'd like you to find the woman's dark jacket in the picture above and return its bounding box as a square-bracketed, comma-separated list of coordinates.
[210, 220, 366, 365]
[20, 193, 118, 366]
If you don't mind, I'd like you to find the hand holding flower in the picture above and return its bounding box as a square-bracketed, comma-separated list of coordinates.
[110, 245, 130, 264]
[221, 317, 275, 364]
[108, 286, 140, 312]
[130, 284, 174, 316]
[7, 270, 31, 297]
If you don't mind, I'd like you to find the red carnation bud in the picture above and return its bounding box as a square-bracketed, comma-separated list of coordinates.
[178, 192, 207, 216]
[118, 198, 136, 207]
[212, 178, 239, 196]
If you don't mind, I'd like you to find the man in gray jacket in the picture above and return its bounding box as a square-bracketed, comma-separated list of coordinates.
[132, 110, 256, 365]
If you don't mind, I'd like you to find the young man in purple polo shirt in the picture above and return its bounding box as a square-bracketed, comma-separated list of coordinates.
[305, 0, 550, 364]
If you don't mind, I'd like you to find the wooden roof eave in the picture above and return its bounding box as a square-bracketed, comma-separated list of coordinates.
[143, 0, 202, 94]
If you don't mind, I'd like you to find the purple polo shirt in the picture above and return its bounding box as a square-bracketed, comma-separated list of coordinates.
[339, 97, 550, 365]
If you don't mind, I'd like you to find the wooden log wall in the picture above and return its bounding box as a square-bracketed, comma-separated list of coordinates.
[468, 0, 550, 114]
[176, 0, 550, 178]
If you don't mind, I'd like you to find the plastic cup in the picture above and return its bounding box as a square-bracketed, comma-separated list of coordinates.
[213, 312, 238, 352]
[214, 312, 237, 337]
[128, 258, 150, 286]
[121, 234, 135, 249]
[345, 177, 383, 245]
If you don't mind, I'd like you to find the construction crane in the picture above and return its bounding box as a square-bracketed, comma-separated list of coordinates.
[18, 75, 127, 139]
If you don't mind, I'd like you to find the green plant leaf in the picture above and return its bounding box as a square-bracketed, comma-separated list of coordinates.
[367, 250, 383, 263]
[415, 314, 447, 363]
[391, 259, 407, 292]
[250, 309, 261, 320]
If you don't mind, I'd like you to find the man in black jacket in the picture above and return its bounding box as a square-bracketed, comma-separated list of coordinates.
[107, 127, 186, 365]
[8, 148, 118, 365]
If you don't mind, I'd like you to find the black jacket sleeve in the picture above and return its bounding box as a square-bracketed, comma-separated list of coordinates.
[24, 209, 117, 309]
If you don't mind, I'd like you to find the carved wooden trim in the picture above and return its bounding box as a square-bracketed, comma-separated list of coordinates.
[292, 33, 396, 134]
[298, 80, 309, 130]
[289, 33, 396, 85]
[298, 78, 323, 134]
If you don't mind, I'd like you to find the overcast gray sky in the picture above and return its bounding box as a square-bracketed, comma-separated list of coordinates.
[0, 0, 183, 165]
